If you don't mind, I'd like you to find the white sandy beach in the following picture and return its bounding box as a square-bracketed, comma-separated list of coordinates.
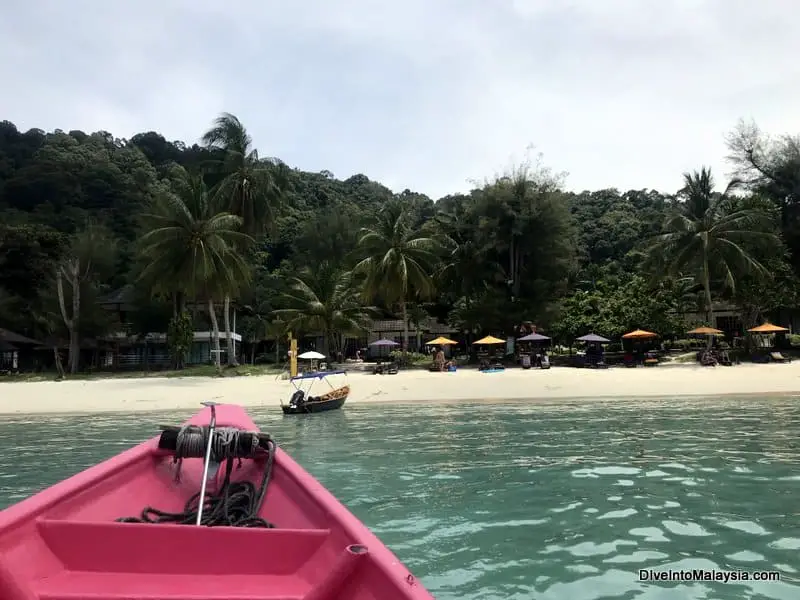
[1, 363, 800, 414]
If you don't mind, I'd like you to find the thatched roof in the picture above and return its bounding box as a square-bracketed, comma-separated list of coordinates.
[98, 285, 136, 307]
[0, 328, 42, 346]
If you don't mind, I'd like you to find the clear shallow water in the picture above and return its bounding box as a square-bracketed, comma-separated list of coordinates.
[1, 396, 799, 599]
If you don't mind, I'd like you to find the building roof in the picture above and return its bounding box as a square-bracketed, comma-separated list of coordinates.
[0, 328, 42, 346]
[98, 285, 136, 307]
[369, 319, 456, 334]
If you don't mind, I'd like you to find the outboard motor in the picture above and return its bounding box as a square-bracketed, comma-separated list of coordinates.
[289, 390, 305, 406]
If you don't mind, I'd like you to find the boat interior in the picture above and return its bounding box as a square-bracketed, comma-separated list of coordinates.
[0, 405, 422, 600]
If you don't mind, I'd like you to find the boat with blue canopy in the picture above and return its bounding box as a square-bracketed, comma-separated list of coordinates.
[281, 370, 350, 414]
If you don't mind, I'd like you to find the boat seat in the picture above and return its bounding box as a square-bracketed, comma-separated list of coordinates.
[30, 519, 333, 600]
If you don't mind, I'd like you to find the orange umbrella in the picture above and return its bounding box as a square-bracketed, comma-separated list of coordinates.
[425, 336, 458, 346]
[748, 323, 789, 333]
[473, 335, 505, 345]
[687, 326, 723, 335]
[622, 329, 658, 339]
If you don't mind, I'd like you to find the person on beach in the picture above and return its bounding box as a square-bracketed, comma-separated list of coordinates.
[433, 348, 445, 371]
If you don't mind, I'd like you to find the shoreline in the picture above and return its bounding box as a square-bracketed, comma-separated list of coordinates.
[2, 363, 800, 415]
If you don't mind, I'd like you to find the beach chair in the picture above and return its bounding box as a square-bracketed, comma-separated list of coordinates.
[386, 362, 399, 374]
[770, 351, 790, 363]
[700, 351, 717, 367]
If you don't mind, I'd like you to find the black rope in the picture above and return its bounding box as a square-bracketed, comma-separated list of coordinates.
[118, 438, 276, 528]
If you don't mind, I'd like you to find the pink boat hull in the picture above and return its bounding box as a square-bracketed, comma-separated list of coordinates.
[0, 404, 435, 600]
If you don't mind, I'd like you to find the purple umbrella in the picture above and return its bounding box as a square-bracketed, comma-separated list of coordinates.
[369, 339, 400, 346]
[576, 333, 611, 343]
[518, 332, 551, 342]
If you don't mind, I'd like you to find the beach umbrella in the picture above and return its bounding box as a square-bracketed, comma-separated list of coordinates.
[576, 333, 610, 343]
[473, 335, 505, 345]
[369, 339, 400, 346]
[621, 329, 657, 339]
[298, 351, 326, 360]
[687, 326, 723, 336]
[748, 323, 789, 333]
[517, 332, 551, 341]
[425, 337, 458, 346]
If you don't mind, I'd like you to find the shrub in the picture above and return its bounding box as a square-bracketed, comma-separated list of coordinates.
[389, 350, 429, 367]
[666, 338, 697, 351]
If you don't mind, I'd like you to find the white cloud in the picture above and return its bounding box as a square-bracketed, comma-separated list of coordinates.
[1, 0, 799, 198]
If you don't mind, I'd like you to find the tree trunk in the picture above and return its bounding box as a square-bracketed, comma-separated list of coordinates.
[56, 260, 81, 374]
[401, 300, 409, 350]
[208, 298, 222, 373]
[702, 254, 714, 350]
[53, 345, 65, 380]
[223, 295, 237, 366]
[322, 331, 330, 358]
[511, 240, 522, 298]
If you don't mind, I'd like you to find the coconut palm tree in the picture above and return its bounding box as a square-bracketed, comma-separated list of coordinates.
[275, 262, 375, 358]
[138, 166, 252, 370]
[432, 196, 503, 304]
[201, 112, 288, 365]
[353, 201, 439, 349]
[647, 167, 779, 344]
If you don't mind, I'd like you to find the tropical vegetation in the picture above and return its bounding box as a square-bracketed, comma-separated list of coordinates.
[1, 115, 798, 373]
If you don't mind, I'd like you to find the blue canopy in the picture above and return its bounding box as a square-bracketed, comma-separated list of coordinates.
[290, 370, 347, 382]
[369, 338, 399, 346]
[518, 332, 551, 341]
[576, 333, 611, 343]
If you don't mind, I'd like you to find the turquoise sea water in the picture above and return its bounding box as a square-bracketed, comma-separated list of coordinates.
[1, 396, 799, 599]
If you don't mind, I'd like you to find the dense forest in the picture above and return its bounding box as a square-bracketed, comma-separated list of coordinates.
[1, 114, 799, 373]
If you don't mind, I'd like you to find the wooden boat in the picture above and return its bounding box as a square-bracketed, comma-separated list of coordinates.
[282, 370, 350, 415]
[0, 403, 434, 600]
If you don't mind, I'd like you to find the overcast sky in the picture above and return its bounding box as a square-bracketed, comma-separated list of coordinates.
[2, 0, 799, 198]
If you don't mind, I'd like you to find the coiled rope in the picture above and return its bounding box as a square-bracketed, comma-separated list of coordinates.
[118, 426, 276, 528]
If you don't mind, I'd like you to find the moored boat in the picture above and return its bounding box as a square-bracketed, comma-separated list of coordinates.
[0, 403, 434, 600]
[282, 370, 350, 415]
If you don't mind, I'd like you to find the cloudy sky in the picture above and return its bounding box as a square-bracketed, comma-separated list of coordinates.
[2, 0, 798, 198]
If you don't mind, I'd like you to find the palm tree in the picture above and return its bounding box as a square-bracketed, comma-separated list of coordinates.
[353, 201, 439, 349]
[138, 167, 252, 370]
[432, 197, 503, 304]
[647, 168, 779, 344]
[407, 302, 429, 352]
[201, 112, 288, 365]
[275, 262, 375, 358]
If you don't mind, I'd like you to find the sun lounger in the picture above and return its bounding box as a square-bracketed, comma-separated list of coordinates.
[770, 351, 790, 363]
[700, 351, 717, 367]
